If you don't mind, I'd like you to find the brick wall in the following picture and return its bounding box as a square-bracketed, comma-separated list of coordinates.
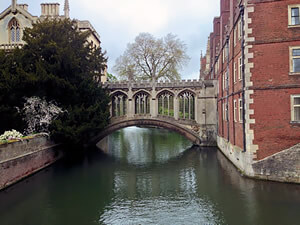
[249, 0, 300, 160]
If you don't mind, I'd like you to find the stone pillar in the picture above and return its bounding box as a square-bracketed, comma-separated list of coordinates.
[174, 96, 179, 120]
[127, 88, 134, 118]
[151, 88, 157, 117]
[195, 93, 199, 123]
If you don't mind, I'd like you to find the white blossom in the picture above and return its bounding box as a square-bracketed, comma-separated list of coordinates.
[0, 130, 23, 141]
[22, 96, 65, 135]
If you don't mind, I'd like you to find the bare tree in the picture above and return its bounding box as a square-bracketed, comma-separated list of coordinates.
[113, 33, 190, 82]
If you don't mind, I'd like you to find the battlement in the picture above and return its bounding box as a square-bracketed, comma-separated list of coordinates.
[105, 79, 215, 90]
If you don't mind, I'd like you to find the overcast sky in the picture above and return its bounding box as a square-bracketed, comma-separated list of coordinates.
[1, 0, 220, 80]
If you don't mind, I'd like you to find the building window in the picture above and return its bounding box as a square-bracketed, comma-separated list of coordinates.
[226, 40, 230, 59]
[238, 19, 242, 40]
[291, 95, 300, 122]
[223, 102, 225, 121]
[290, 47, 300, 73]
[234, 62, 237, 83]
[179, 91, 195, 120]
[238, 57, 242, 80]
[225, 102, 228, 121]
[158, 91, 174, 117]
[222, 73, 225, 90]
[112, 92, 127, 117]
[288, 5, 300, 26]
[239, 98, 243, 122]
[8, 18, 21, 43]
[234, 26, 237, 46]
[226, 71, 229, 89]
[234, 100, 237, 122]
[135, 92, 150, 114]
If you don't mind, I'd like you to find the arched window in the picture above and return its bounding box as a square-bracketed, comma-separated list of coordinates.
[158, 91, 174, 117]
[135, 92, 150, 114]
[8, 18, 21, 43]
[179, 91, 195, 120]
[112, 92, 127, 117]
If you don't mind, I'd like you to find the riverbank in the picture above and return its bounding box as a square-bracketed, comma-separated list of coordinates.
[217, 136, 300, 184]
[0, 136, 63, 191]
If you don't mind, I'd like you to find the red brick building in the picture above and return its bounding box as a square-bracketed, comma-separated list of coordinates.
[201, 0, 300, 178]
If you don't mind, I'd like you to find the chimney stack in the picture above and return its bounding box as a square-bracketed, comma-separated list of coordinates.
[18, 4, 28, 11]
[64, 0, 70, 18]
[12, 0, 17, 12]
[41, 3, 60, 17]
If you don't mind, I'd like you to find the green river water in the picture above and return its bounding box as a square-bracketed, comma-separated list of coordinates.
[0, 126, 299, 225]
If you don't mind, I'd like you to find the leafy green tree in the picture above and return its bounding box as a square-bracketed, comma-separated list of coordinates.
[0, 19, 110, 148]
[107, 72, 118, 82]
[113, 33, 190, 82]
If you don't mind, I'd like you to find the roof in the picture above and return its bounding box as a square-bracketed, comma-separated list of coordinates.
[76, 20, 101, 43]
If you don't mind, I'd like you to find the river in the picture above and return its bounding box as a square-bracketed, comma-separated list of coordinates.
[0, 126, 299, 225]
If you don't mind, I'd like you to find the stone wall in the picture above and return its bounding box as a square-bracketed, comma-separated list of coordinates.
[0, 137, 62, 190]
[252, 143, 300, 183]
[218, 135, 300, 184]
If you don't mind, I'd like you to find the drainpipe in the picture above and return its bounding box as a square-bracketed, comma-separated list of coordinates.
[240, 4, 247, 153]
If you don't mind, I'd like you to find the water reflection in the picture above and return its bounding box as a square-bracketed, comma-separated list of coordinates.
[0, 127, 299, 225]
[107, 126, 192, 165]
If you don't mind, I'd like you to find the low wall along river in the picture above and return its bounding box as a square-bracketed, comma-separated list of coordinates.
[0, 136, 63, 190]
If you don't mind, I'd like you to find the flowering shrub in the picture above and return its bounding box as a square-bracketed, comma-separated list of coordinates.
[0, 130, 23, 141]
[23, 97, 65, 135]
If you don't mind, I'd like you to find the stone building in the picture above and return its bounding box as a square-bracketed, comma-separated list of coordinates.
[201, 0, 300, 182]
[0, 0, 107, 82]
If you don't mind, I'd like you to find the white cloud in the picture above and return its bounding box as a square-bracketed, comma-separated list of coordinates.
[0, 0, 220, 79]
[74, 0, 171, 33]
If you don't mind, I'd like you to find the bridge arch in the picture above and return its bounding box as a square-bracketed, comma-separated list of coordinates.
[89, 118, 201, 146]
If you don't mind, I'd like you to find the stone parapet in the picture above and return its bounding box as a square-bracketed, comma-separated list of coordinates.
[104, 79, 215, 90]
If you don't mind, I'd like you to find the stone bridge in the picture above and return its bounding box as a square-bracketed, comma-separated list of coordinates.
[91, 79, 218, 147]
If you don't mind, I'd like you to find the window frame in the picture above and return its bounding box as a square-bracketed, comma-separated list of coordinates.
[291, 94, 300, 122]
[222, 102, 225, 121]
[8, 18, 21, 43]
[234, 61, 237, 83]
[225, 102, 228, 122]
[289, 46, 300, 75]
[222, 73, 225, 91]
[234, 100, 237, 122]
[239, 98, 243, 123]
[288, 5, 300, 28]
[238, 57, 242, 80]
[238, 19, 242, 40]
[234, 26, 237, 46]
